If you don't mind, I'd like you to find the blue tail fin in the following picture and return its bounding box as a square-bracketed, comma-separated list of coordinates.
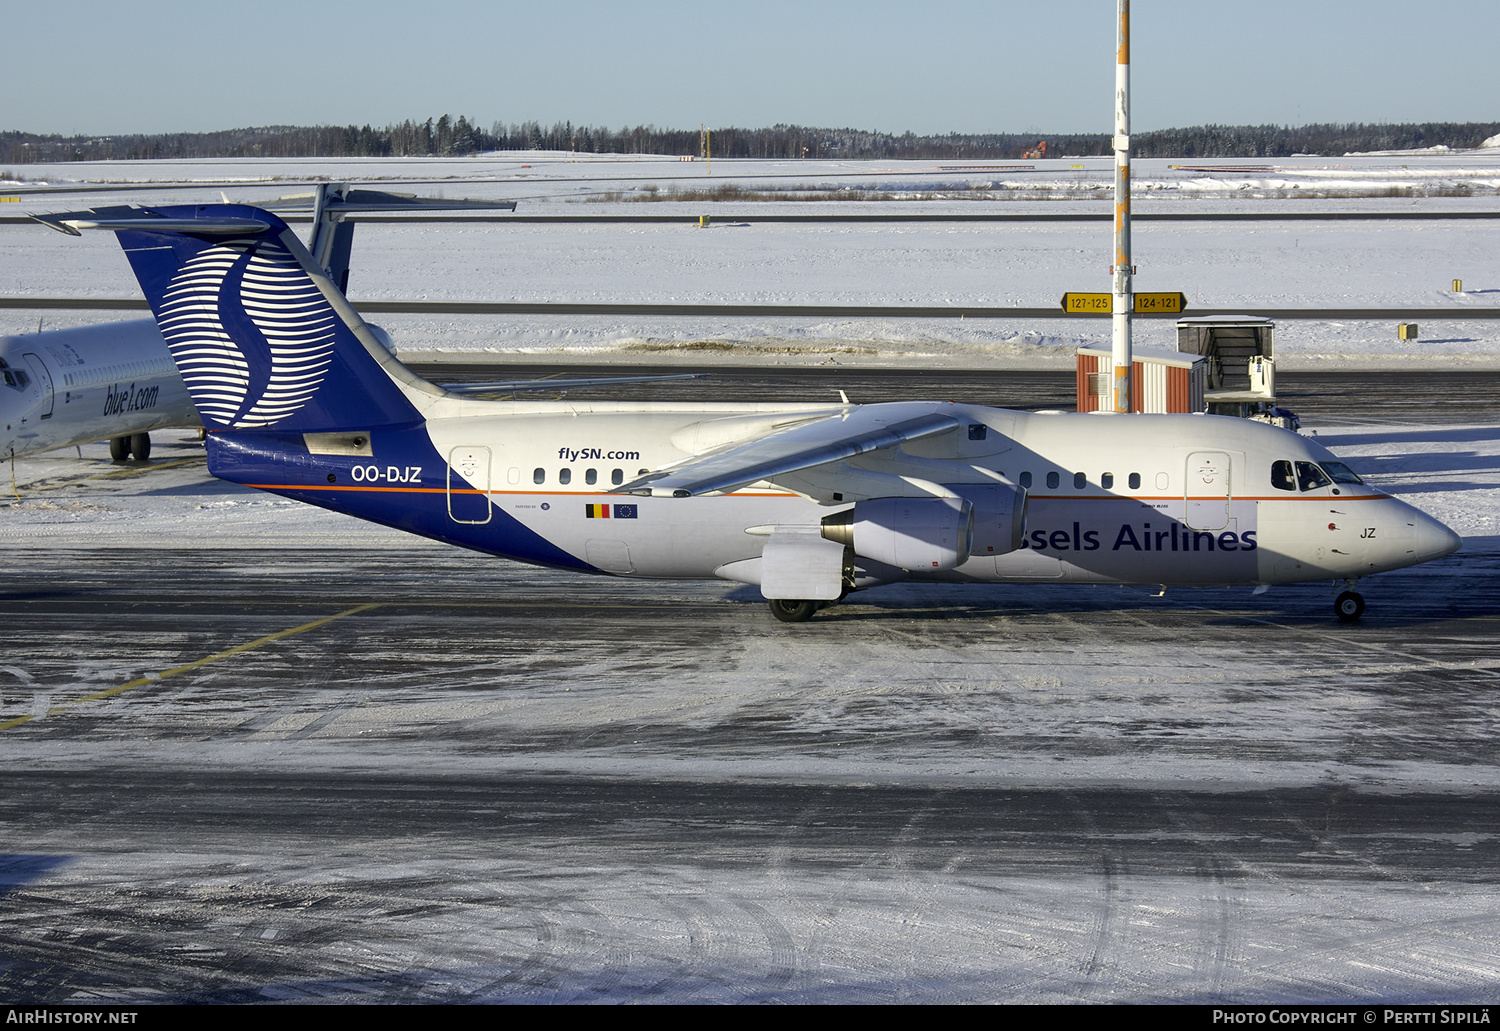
[109, 204, 432, 432]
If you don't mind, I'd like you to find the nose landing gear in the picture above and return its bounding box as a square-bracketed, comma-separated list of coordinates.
[1334, 587, 1365, 623]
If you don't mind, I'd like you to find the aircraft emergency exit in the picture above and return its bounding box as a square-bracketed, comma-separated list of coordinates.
[47, 203, 1461, 623]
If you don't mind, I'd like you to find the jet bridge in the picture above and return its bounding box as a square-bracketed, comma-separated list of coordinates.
[1177, 315, 1275, 405]
[1175, 316, 1296, 429]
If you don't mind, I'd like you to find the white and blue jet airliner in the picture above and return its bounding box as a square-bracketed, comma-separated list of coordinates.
[40, 203, 1461, 623]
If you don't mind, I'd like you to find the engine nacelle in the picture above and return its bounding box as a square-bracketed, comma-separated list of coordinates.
[822, 496, 974, 571]
[948, 481, 1027, 559]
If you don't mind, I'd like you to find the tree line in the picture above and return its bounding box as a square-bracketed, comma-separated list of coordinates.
[4, 117, 1497, 165]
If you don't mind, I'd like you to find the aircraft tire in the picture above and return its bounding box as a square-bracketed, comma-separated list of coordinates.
[109, 436, 130, 461]
[1334, 590, 1365, 623]
[769, 599, 819, 623]
[129, 432, 151, 461]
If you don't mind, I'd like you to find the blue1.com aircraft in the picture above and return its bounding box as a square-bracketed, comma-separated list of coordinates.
[46, 203, 1460, 623]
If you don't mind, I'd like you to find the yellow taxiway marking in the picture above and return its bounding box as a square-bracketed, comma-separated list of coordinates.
[0, 603, 381, 731]
[89, 456, 204, 479]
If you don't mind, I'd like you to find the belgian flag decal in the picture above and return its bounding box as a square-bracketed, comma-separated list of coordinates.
[585, 503, 638, 519]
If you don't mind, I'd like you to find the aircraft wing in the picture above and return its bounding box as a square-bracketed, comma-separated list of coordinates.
[621, 402, 959, 497]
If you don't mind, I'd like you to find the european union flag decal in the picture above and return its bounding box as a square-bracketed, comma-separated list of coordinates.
[585, 503, 638, 519]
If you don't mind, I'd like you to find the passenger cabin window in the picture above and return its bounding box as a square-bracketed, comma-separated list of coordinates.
[1271, 460, 1296, 492]
[559, 468, 572, 485]
[1046, 472, 1060, 490]
[1101, 472, 1114, 490]
[1295, 461, 1331, 491]
[585, 469, 598, 485]
[1019, 472, 1033, 488]
[1128, 473, 1141, 490]
[612, 468, 624, 485]
[533, 468, 545, 484]
[1074, 472, 1087, 490]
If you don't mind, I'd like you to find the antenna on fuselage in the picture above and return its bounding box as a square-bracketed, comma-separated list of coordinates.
[1111, 0, 1133, 413]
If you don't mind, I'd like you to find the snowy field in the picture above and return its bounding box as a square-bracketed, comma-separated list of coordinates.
[4, 153, 1499, 369]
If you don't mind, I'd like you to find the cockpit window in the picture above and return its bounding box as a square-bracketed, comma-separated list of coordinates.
[1319, 461, 1364, 485]
[1295, 461, 1332, 491]
[1271, 460, 1296, 492]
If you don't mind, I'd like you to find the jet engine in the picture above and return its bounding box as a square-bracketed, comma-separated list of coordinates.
[950, 481, 1028, 559]
[821, 496, 975, 571]
[820, 482, 1027, 571]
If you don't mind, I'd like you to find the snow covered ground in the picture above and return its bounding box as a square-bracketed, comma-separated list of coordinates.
[4, 419, 1499, 1003]
[9, 151, 1500, 200]
[4, 153, 1499, 369]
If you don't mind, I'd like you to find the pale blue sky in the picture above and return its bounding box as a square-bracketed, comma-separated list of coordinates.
[12, 1, 1497, 136]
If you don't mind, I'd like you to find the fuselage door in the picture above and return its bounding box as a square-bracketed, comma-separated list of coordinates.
[447, 446, 492, 524]
[21, 354, 53, 419]
[1185, 451, 1230, 530]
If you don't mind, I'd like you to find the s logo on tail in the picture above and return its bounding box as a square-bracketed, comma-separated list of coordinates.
[159, 237, 337, 428]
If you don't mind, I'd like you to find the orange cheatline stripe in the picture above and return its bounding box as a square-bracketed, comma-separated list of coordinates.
[0, 603, 380, 731]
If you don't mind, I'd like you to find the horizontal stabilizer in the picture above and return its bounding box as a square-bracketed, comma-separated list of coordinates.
[31, 206, 271, 238]
[287, 183, 519, 293]
[268, 187, 517, 214]
[621, 402, 958, 497]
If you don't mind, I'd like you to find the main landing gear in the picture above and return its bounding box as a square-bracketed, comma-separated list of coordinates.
[109, 432, 151, 461]
[768, 599, 819, 623]
[1335, 586, 1366, 623]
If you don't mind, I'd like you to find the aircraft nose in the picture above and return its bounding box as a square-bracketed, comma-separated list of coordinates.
[1413, 512, 1463, 561]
